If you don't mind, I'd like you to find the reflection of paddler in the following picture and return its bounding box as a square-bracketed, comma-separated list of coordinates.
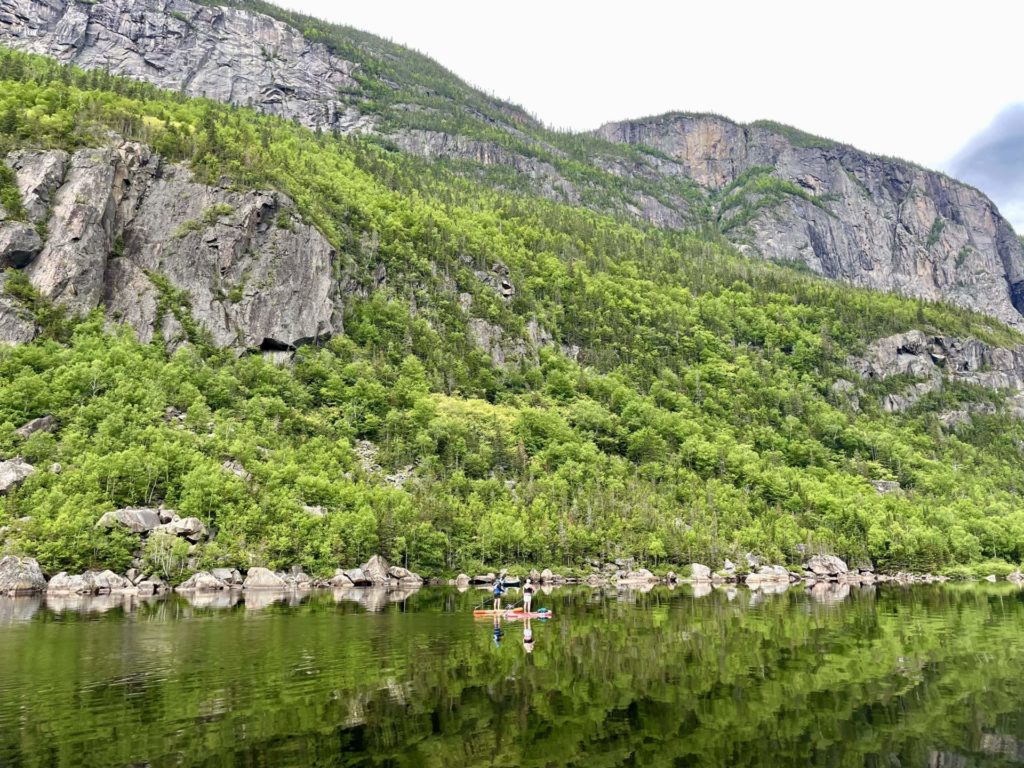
[523, 616, 534, 654]
[493, 615, 504, 648]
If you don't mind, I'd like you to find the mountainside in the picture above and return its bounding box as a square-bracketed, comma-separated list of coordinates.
[2, 10, 1024, 583]
[1, 0, 1022, 329]
[597, 114, 1024, 329]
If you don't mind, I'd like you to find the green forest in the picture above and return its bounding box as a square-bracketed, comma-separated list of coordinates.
[1, 46, 1024, 581]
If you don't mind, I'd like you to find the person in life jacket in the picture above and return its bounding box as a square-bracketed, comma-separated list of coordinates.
[492, 574, 506, 611]
[522, 578, 536, 613]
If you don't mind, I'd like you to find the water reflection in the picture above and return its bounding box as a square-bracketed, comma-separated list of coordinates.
[3, 584, 1024, 767]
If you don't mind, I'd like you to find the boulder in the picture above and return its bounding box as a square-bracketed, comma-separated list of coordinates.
[0, 458, 36, 495]
[471, 572, 496, 584]
[14, 415, 58, 439]
[540, 568, 554, 583]
[361, 555, 391, 584]
[345, 567, 371, 586]
[329, 568, 352, 587]
[1007, 570, 1024, 583]
[95, 507, 163, 534]
[221, 460, 252, 482]
[985, 574, 998, 583]
[93, 570, 133, 593]
[211, 568, 243, 586]
[47, 571, 96, 595]
[455, 573, 471, 587]
[804, 555, 849, 577]
[387, 565, 423, 585]
[136, 578, 166, 595]
[619, 568, 658, 583]
[242, 567, 287, 589]
[745, 565, 791, 587]
[690, 563, 712, 582]
[155, 516, 208, 542]
[0, 555, 46, 595]
[722, 558, 736, 574]
[176, 571, 228, 592]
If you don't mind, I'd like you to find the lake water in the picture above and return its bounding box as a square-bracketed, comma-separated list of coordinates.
[2, 583, 1024, 767]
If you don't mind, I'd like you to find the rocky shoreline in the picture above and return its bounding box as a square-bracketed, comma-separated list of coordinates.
[2, 551, 1018, 600]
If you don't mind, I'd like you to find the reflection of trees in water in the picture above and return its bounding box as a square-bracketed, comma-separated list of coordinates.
[2, 585, 1024, 767]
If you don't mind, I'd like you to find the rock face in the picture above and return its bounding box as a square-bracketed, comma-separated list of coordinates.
[596, 114, 1024, 329]
[0, 458, 35, 494]
[361, 555, 390, 585]
[0, 3, 1018, 333]
[0, 0, 366, 133]
[1, 143, 340, 351]
[0, 555, 46, 594]
[847, 330, 1024, 414]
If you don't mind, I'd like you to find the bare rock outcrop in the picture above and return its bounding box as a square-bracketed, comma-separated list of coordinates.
[846, 330, 1024, 414]
[96, 507, 163, 534]
[0, 0, 366, 133]
[597, 114, 1024, 329]
[3, 142, 340, 352]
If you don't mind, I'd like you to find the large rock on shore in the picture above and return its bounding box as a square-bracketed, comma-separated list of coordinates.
[361, 555, 391, 584]
[0, 458, 35, 495]
[155, 516, 208, 543]
[387, 565, 423, 585]
[805, 555, 849, 578]
[176, 571, 228, 592]
[0, 555, 46, 595]
[690, 563, 712, 583]
[242, 567, 287, 590]
[745, 565, 792, 587]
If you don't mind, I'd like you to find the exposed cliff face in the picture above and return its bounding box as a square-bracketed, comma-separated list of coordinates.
[1, 0, 1022, 332]
[0, 0, 369, 132]
[596, 114, 1024, 329]
[0, 142, 340, 350]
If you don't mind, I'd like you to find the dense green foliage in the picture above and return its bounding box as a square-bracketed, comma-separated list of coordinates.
[4, 586, 1024, 767]
[1, 47, 1024, 578]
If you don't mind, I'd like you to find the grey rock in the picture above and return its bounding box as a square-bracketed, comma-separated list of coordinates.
[221, 460, 252, 482]
[95, 507, 162, 534]
[344, 567, 371, 587]
[8, 149, 69, 222]
[848, 331, 1024, 412]
[361, 555, 390, 585]
[242, 567, 287, 590]
[387, 565, 423, 585]
[871, 480, 901, 495]
[176, 571, 229, 592]
[454, 573, 470, 587]
[0, 0, 364, 133]
[745, 565, 791, 586]
[539, 568, 554, 583]
[155, 516, 208, 543]
[47, 571, 96, 595]
[985, 574, 998, 583]
[617, 568, 659, 584]
[597, 114, 1024, 329]
[328, 568, 352, 587]
[0, 221, 42, 268]
[805, 555, 849, 577]
[0, 273, 37, 345]
[1, 143, 339, 352]
[690, 563, 712, 582]
[0, 458, 35, 494]
[211, 568, 243, 586]
[0, 555, 46, 595]
[15, 415, 57, 439]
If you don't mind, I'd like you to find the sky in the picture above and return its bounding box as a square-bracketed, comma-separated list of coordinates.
[280, 0, 1024, 228]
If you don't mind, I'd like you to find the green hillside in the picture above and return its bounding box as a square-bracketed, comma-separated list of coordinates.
[1, 47, 1024, 581]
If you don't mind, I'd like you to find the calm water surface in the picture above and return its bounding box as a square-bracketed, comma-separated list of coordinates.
[2, 583, 1024, 767]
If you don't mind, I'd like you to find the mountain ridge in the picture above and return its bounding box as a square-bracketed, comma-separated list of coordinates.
[1, 0, 1020, 330]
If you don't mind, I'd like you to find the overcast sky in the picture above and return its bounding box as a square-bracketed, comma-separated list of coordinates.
[280, 0, 1024, 229]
